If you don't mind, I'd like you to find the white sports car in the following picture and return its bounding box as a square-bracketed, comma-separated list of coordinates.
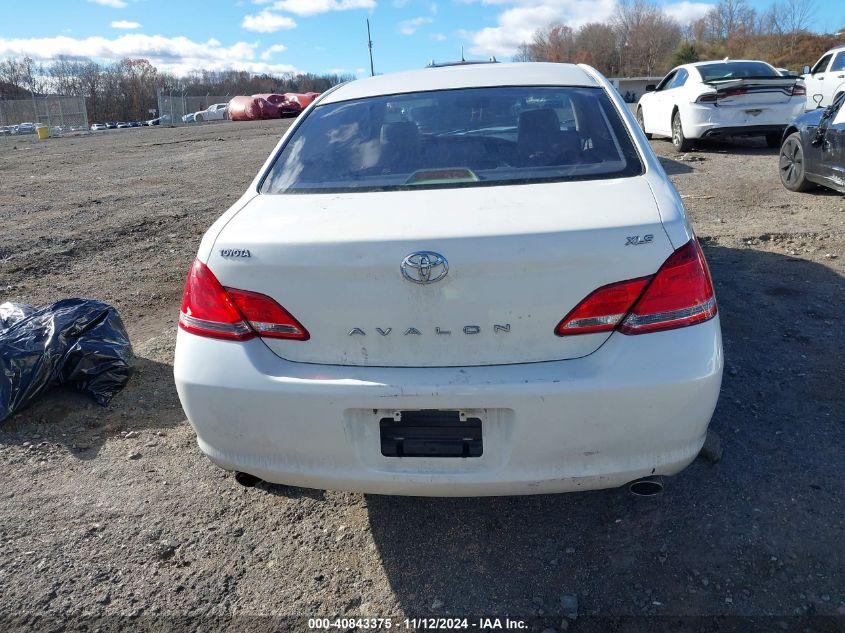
[637, 59, 806, 150]
[193, 103, 228, 122]
[174, 62, 723, 496]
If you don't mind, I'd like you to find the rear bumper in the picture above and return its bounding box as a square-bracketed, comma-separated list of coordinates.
[681, 101, 805, 139]
[701, 124, 786, 138]
[174, 318, 723, 496]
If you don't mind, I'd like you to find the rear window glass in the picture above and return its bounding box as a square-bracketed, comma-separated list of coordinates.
[697, 61, 779, 82]
[260, 86, 643, 194]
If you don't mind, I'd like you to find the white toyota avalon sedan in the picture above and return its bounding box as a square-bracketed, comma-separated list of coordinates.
[174, 62, 723, 496]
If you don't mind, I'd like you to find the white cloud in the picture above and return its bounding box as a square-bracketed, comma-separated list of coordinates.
[0, 34, 298, 76]
[432, 32, 447, 41]
[88, 0, 128, 7]
[267, 0, 376, 16]
[459, 0, 617, 57]
[260, 43, 288, 59]
[242, 10, 297, 32]
[111, 20, 141, 29]
[663, 1, 713, 24]
[399, 16, 433, 35]
[459, 0, 715, 57]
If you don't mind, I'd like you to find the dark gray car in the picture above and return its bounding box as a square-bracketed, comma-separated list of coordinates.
[779, 92, 845, 193]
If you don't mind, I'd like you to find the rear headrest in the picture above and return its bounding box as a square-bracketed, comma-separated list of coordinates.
[518, 108, 560, 139]
[380, 121, 419, 147]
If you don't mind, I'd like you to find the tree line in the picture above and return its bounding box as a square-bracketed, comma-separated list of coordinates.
[0, 56, 353, 123]
[515, 0, 842, 78]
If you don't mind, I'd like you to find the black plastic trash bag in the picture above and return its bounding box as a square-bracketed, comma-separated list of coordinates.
[0, 299, 133, 422]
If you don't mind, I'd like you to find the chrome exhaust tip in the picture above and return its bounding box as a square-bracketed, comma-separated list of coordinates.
[627, 477, 664, 497]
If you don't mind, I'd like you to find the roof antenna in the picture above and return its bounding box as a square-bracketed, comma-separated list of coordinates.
[461, 45, 465, 63]
[367, 19, 375, 76]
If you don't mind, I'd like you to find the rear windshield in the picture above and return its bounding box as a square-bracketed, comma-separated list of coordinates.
[260, 86, 643, 194]
[697, 61, 779, 82]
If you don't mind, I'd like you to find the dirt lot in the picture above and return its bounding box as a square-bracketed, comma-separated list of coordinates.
[0, 121, 843, 632]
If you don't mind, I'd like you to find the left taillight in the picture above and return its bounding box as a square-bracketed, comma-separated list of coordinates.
[179, 259, 309, 341]
[791, 83, 806, 97]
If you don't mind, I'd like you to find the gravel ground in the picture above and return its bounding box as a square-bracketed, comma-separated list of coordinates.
[0, 122, 843, 632]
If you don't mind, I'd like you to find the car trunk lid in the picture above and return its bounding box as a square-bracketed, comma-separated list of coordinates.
[208, 177, 673, 367]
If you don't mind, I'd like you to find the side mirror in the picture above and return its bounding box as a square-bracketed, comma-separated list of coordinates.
[803, 65, 812, 75]
[645, 84, 656, 92]
[813, 94, 824, 108]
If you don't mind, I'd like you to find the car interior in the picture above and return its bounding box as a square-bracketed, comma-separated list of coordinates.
[262, 86, 641, 192]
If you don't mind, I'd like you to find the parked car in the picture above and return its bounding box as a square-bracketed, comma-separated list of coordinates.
[174, 62, 723, 496]
[193, 103, 228, 122]
[636, 59, 805, 150]
[91, 123, 108, 131]
[15, 122, 36, 135]
[0, 126, 10, 136]
[106, 122, 117, 129]
[801, 44, 845, 110]
[779, 91, 845, 193]
[117, 122, 132, 128]
[145, 115, 170, 126]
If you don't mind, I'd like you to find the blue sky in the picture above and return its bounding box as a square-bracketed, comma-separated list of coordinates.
[0, 0, 843, 77]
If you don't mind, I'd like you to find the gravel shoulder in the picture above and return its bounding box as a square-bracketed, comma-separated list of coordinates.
[0, 124, 843, 630]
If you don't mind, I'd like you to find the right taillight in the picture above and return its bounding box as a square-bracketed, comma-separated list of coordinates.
[556, 239, 717, 337]
[179, 259, 309, 341]
[619, 239, 717, 334]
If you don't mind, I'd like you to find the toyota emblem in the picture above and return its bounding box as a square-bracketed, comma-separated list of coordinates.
[401, 251, 449, 284]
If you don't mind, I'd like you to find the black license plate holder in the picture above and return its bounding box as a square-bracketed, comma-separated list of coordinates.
[379, 410, 482, 458]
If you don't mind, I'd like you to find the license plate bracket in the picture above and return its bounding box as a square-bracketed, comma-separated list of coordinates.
[379, 410, 482, 458]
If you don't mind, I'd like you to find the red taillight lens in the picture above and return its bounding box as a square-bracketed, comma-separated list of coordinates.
[555, 276, 651, 336]
[226, 287, 309, 340]
[179, 259, 309, 341]
[179, 260, 253, 340]
[555, 239, 717, 337]
[792, 83, 806, 96]
[620, 239, 717, 334]
[696, 93, 718, 103]
[719, 87, 748, 98]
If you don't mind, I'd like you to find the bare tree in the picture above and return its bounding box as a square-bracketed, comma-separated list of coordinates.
[769, 0, 816, 53]
[612, 0, 682, 76]
[575, 23, 619, 75]
[521, 24, 578, 63]
[704, 0, 758, 40]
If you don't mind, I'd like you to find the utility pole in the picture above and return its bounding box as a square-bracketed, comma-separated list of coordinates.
[367, 19, 375, 76]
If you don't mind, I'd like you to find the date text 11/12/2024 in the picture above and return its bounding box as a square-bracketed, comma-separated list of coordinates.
[308, 617, 530, 630]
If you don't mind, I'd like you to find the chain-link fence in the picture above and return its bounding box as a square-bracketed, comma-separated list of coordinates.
[156, 91, 232, 126]
[0, 96, 89, 142]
